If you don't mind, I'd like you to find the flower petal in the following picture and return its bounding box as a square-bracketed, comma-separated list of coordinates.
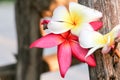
[89, 21, 103, 31]
[41, 17, 51, 25]
[85, 55, 96, 67]
[51, 6, 72, 23]
[69, 34, 78, 41]
[70, 41, 96, 66]
[101, 45, 111, 54]
[110, 24, 120, 38]
[117, 31, 120, 37]
[30, 33, 64, 48]
[85, 46, 101, 58]
[57, 41, 72, 78]
[101, 36, 111, 54]
[70, 41, 87, 62]
[48, 21, 73, 34]
[71, 23, 93, 36]
[69, 2, 102, 23]
[61, 31, 70, 38]
[79, 30, 104, 48]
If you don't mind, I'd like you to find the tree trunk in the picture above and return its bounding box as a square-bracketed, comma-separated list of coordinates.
[15, 0, 50, 80]
[78, 0, 120, 80]
[89, 0, 120, 80]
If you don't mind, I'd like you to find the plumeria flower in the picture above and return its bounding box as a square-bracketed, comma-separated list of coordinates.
[41, 17, 103, 31]
[30, 31, 96, 77]
[30, 2, 103, 77]
[30, 17, 102, 77]
[79, 24, 120, 58]
[47, 2, 102, 36]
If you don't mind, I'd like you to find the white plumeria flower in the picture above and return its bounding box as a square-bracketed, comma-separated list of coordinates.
[48, 2, 102, 36]
[79, 24, 120, 58]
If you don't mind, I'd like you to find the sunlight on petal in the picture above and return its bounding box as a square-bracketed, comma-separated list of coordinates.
[69, 2, 102, 22]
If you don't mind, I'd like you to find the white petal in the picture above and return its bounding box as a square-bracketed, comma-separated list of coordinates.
[79, 30, 104, 48]
[71, 23, 93, 36]
[111, 24, 120, 38]
[52, 6, 72, 23]
[48, 21, 73, 34]
[107, 36, 111, 44]
[69, 2, 102, 22]
[85, 46, 102, 58]
[103, 24, 120, 44]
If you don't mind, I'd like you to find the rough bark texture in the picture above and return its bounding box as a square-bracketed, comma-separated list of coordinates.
[15, 0, 50, 80]
[90, 0, 120, 80]
[78, 0, 120, 80]
[78, 0, 93, 7]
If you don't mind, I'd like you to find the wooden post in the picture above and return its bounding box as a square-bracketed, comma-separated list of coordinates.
[15, 0, 50, 80]
[78, 0, 120, 80]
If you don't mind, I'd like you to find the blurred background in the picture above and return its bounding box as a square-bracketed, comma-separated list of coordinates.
[0, 0, 90, 80]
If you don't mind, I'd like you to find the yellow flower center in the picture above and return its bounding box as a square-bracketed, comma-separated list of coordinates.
[73, 21, 77, 26]
[103, 32, 115, 46]
[70, 11, 84, 28]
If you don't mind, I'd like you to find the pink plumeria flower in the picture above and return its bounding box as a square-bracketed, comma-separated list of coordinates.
[30, 31, 96, 77]
[47, 2, 102, 36]
[30, 17, 102, 77]
[79, 24, 120, 58]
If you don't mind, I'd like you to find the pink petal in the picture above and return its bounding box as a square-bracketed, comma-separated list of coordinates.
[102, 45, 111, 54]
[89, 21, 103, 31]
[117, 30, 120, 37]
[41, 19, 50, 25]
[30, 33, 64, 48]
[70, 41, 96, 66]
[57, 41, 72, 78]
[85, 55, 96, 67]
[69, 34, 78, 41]
[70, 41, 87, 62]
[61, 31, 70, 38]
[61, 31, 78, 41]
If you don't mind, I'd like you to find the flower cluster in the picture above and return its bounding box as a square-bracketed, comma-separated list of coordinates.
[30, 2, 120, 78]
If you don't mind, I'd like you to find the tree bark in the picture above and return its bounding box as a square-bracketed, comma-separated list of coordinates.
[15, 0, 50, 80]
[78, 0, 120, 80]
